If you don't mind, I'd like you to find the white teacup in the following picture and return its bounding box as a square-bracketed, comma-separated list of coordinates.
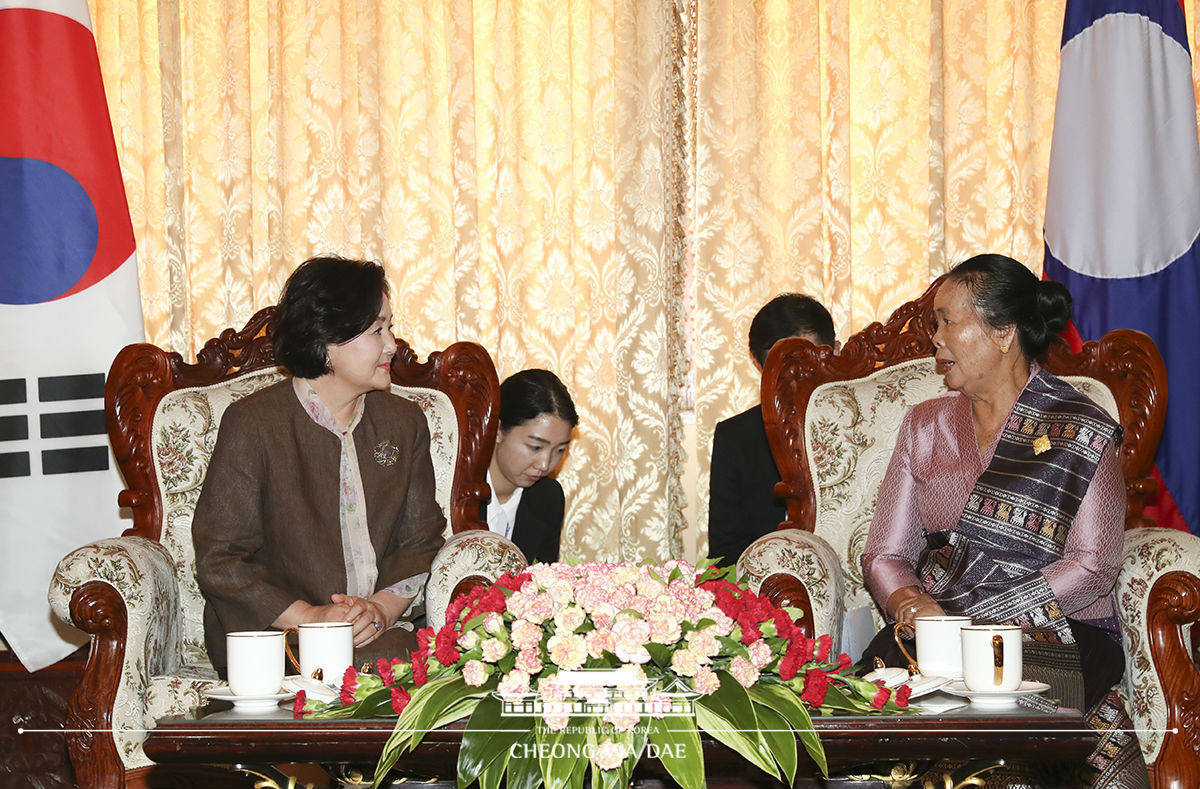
[893, 615, 972, 678]
[961, 624, 1023, 692]
[226, 630, 285, 696]
[285, 622, 354, 684]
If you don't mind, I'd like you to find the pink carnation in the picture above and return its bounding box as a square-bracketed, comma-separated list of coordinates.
[747, 638, 773, 669]
[729, 655, 760, 688]
[511, 619, 544, 651]
[515, 647, 543, 675]
[463, 659, 489, 687]
[594, 740, 628, 771]
[547, 633, 587, 670]
[481, 637, 509, 663]
[497, 669, 531, 697]
[670, 646, 702, 677]
[603, 700, 641, 732]
[585, 628, 617, 659]
[692, 665, 721, 695]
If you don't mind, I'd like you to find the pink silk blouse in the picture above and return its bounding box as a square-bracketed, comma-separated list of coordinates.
[861, 374, 1125, 625]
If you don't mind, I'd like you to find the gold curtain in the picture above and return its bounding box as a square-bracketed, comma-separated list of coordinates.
[88, 0, 686, 561]
[93, 0, 1187, 560]
[689, 1, 1069, 552]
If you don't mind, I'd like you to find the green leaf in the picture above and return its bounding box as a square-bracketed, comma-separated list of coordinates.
[477, 746, 510, 789]
[752, 702, 797, 784]
[536, 717, 588, 789]
[458, 694, 534, 787]
[505, 728, 544, 789]
[747, 682, 826, 776]
[645, 642, 673, 668]
[646, 714, 705, 789]
[693, 673, 779, 779]
[408, 677, 489, 746]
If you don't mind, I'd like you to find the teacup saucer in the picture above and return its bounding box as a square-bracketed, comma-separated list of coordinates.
[204, 686, 295, 714]
[941, 680, 1051, 708]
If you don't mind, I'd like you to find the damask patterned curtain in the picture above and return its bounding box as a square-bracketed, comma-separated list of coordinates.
[86, 0, 1200, 560]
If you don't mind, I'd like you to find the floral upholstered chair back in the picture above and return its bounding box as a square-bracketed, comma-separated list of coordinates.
[152, 370, 461, 671]
[803, 357, 1119, 640]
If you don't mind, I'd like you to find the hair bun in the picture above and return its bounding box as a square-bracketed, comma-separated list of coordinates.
[1036, 279, 1072, 336]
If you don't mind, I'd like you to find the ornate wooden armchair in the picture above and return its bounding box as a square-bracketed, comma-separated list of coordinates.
[48, 307, 528, 789]
[743, 279, 1200, 789]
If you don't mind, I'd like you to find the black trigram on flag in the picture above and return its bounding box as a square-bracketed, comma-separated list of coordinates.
[0, 372, 108, 478]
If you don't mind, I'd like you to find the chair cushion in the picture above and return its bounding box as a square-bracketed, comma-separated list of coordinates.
[805, 358, 1119, 633]
[151, 370, 461, 669]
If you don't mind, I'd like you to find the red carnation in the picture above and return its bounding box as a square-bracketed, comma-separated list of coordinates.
[871, 685, 891, 709]
[736, 613, 763, 645]
[770, 608, 796, 640]
[340, 666, 358, 706]
[444, 584, 485, 627]
[799, 668, 829, 706]
[835, 653, 852, 671]
[779, 645, 804, 681]
[412, 652, 429, 686]
[434, 625, 462, 666]
[377, 657, 395, 686]
[292, 690, 307, 718]
[495, 570, 532, 592]
[894, 684, 912, 708]
[815, 634, 832, 662]
[390, 686, 411, 715]
[790, 634, 814, 664]
[416, 626, 435, 657]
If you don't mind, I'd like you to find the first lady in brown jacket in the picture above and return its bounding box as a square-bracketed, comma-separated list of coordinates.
[193, 256, 445, 673]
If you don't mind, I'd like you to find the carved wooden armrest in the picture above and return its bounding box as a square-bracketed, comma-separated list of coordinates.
[1118, 527, 1200, 789]
[425, 531, 528, 630]
[48, 536, 183, 787]
[736, 530, 846, 646]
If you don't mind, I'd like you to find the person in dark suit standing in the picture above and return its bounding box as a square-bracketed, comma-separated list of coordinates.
[707, 294, 836, 568]
[484, 369, 577, 564]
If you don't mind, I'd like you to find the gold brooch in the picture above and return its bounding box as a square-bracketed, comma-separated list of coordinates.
[1032, 434, 1051, 455]
[373, 440, 399, 467]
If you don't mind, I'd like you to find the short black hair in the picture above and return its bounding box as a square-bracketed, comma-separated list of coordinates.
[272, 256, 389, 378]
[498, 369, 579, 431]
[945, 254, 1072, 362]
[748, 293, 836, 367]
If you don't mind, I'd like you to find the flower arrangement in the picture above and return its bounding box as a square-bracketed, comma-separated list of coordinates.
[297, 560, 913, 789]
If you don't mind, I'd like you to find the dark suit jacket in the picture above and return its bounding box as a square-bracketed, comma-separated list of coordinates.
[193, 380, 446, 668]
[707, 404, 788, 567]
[481, 476, 564, 564]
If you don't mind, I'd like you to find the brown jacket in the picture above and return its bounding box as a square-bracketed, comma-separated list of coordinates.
[193, 380, 445, 668]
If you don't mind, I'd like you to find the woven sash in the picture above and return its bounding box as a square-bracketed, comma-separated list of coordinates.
[918, 370, 1122, 644]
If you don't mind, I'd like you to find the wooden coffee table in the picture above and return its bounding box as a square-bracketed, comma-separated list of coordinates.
[143, 694, 1095, 788]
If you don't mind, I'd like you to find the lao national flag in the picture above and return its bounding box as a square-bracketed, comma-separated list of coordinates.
[0, 0, 144, 670]
[1044, 0, 1200, 536]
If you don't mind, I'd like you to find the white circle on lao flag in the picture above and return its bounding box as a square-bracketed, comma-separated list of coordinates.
[1044, 13, 1200, 279]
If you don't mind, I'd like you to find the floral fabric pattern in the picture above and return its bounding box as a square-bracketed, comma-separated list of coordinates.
[737, 531, 845, 649]
[1117, 527, 1200, 762]
[425, 531, 528, 631]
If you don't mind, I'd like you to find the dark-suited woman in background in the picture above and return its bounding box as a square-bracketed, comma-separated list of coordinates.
[483, 369, 577, 563]
[861, 254, 1146, 788]
[194, 256, 445, 672]
[708, 293, 836, 567]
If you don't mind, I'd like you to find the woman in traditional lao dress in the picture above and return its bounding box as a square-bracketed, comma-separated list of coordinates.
[862, 254, 1147, 788]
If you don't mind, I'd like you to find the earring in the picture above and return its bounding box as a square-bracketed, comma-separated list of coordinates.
[1000, 343, 1009, 354]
